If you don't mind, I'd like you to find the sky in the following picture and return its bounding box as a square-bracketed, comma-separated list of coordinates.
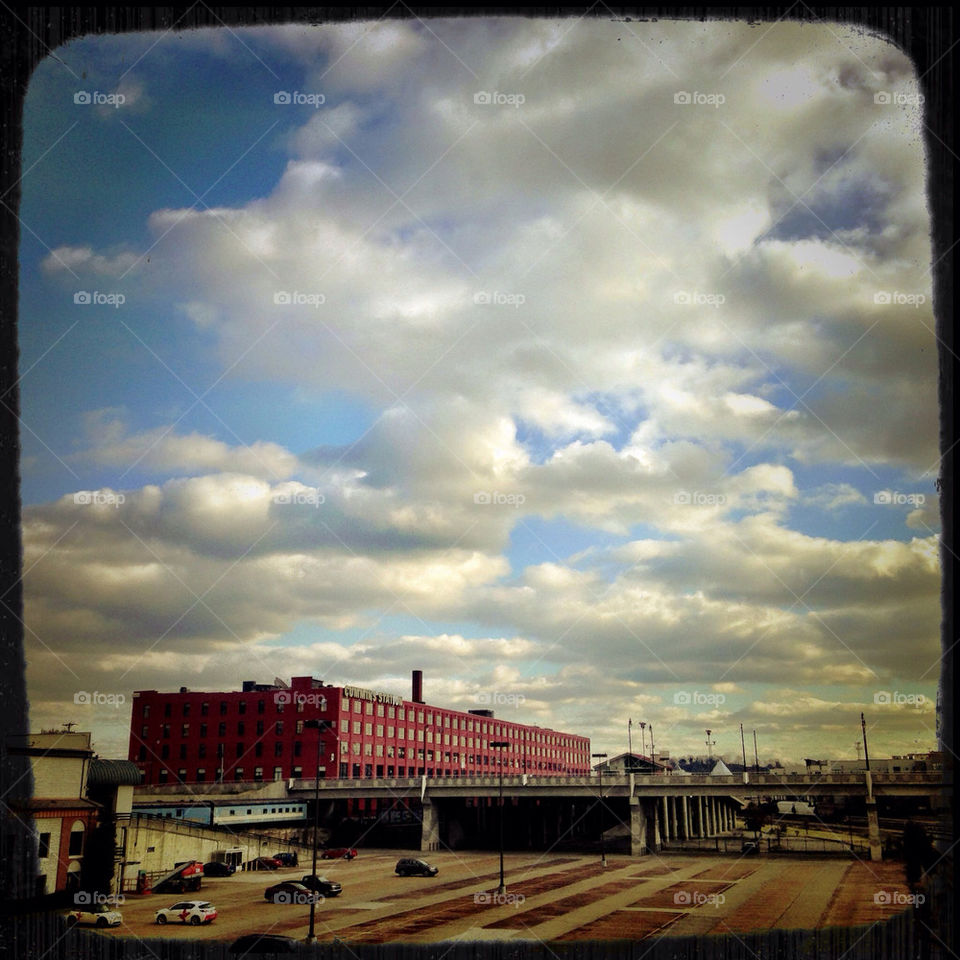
[17, 18, 941, 766]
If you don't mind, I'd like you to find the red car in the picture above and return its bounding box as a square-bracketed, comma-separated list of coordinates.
[245, 856, 282, 871]
[320, 847, 357, 860]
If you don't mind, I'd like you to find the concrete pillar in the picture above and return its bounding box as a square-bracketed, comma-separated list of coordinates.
[629, 799, 647, 857]
[669, 797, 678, 840]
[707, 796, 715, 836]
[661, 796, 670, 841]
[652, 798, 663, 851]
[696, 796, 704, 838]
[866, 798, 882, 861]
[679, 796, 689, 840]
[420, 799, 440, 852]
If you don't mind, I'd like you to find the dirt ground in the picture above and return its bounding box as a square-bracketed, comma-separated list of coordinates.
[85, 848, 920, 944]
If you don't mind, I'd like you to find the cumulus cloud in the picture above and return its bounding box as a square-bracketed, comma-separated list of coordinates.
[23, 19, 941, 763]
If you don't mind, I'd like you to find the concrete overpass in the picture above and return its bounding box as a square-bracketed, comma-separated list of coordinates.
[288, 771, 945, 860]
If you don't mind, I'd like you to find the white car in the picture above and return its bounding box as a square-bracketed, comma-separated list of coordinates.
[64, 903, 123, 927]
[155, 900, 218, 925]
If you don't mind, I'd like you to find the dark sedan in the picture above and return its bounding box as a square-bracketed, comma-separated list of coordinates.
[264, 881, 323, 905]
[299, 874, 343, 897]
[202, 861, 236, 877]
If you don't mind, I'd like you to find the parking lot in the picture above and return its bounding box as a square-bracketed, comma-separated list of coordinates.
[94, 849, 918, 943]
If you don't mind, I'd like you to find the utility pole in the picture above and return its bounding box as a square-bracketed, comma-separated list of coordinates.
[740, 723, 748, 782]
[491, 741, 509, 895]
[753, 730, 759, 774]
[592, 753, 608, 866]
[860, 713, 881, 862]
[628, 719, 633, 770]
[304, 709, 331, 943]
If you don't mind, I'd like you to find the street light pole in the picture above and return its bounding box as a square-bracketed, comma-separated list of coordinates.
[304, 713, 330, 943]
[628, 719, 633, 770]
[592, 752, 608, 867]
[491, 741, 509, 895]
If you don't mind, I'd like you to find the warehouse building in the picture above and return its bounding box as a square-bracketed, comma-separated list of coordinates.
[129, 671, 591, 785]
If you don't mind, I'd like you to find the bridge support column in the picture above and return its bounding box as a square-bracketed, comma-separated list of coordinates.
[420, 799, 440, 852]
[695, 796, 704, 838]
[678, 796, 689, 840]
[707, 796, 716, 836]
[866, 798, 882, 861]
[652, 798, 663, 851]
[629, 799, 647, 856]
[661, 796, 671, 842]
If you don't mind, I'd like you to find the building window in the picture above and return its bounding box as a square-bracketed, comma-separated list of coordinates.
[137, 746, 146, 761]
[182, 703, 190, 717]
[196, 768, 206, 781]
[296, 720, 304, 734]
[162, 724, 170, 738]
[182, 724, 189, 737]
[275, 721, 283, 735]
[376, 724, 384, 736]
[140, 725, 148, 738]
[297, 700, 305, 714]
[143, 704, 151, 719]
[255, 742, 263, 757]
[68, 822, 84, 856]
[237, 721, 245, 736]
[364, 743, 372, 757]
[352, 721, 361, 734]
[294, 741, 302, 757]
[164, 703, 171, 717]
[158, 769, 168, 783]
[199, 723, 207, 738]
[179, 744, 187, 760]
[177, 769, 187, 782]
[365, 702, 373, 715]
[276, 702, 284, 714]
[217, 743, 225, 757]
[38, 833, 50, 859]
[398, 708, 405, 721]
[198, 743, 206, 758]
[238, 701, 247, 715]
[256, 720, 264, 735]
[201, 702, 209, 716]
[220, 701, 228, 715]
[254, 767, 263, 781]
[236, 743, 243, 758]
[235, 768, 244, 780]
[387, 706, 395, 719]
[258, 700, 265, 714]
[352, 742, 360, 755]
[292, 766, 302, 778]
[364, 723, 372, 736]
[377, 704, 384, 717]
[274, 742, 283, 757]
[161, 744, 170, 759]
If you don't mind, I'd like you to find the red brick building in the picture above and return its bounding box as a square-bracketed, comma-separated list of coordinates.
[129, 672, 591, 785]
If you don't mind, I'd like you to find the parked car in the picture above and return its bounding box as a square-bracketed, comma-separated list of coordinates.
[300, 874, 343, 897]
[245, 856, 282, 871]
[395, 857, 438, 877]
[321, 846, 357, 860]
[229, 933, 301, 954]
[202, 860, 236, 877]
[63, 903, 122, 927]
[155, 900, 218, 925]
[264, 881, 323, 904]
[271, 851, 299, 867]
[741, 840, 760, 855]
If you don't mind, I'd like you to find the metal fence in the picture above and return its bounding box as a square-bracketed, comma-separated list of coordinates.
[0, 907, 936, 960]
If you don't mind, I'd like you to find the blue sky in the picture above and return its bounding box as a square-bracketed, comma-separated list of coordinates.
[18, 20, 940, 763]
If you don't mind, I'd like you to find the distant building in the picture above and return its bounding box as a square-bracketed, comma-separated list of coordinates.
[6, 732, 101, 896]
[129, 671, 591, 785]
[592, 752, 670, 774]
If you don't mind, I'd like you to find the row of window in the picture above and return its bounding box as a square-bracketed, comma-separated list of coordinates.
[140, 696, 587, 752]
[144, 759, 582, 784]
[146, 720, 296, 738]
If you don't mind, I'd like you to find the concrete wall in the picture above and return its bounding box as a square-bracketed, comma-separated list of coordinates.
[121, 815, 309, 887]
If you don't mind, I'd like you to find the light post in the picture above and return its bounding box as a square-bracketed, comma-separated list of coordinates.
[491, 741, 509, 895]
[592, 752, 608, 867]
[638, 722, 647, 767]
[304, 714, 331, 944]
[628, 719, 633, 770]
[649, 725, 655, 772]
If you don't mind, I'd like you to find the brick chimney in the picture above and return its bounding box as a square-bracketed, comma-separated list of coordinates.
[412, 670, 423, 704]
